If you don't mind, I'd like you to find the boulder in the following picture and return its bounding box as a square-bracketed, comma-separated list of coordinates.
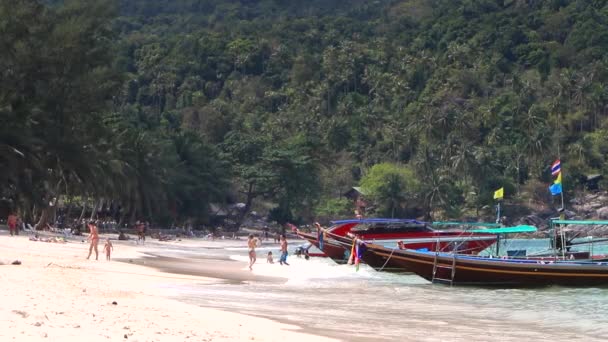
[597, 207, 608, 220]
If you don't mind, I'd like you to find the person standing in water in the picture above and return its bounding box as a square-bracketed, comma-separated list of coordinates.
[279, 234, 289, 266]
[247, 234, 259, 270]
[86, 221, 100, 260]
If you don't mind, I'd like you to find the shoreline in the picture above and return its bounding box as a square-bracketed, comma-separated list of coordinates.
[0, 232, 339, 342]
[124, 250, 358, 341]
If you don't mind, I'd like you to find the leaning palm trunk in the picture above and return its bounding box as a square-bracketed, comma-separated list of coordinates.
[78, 199, 87, 222]
[90, 198, 103, 221]
[35, 205, 53, 230]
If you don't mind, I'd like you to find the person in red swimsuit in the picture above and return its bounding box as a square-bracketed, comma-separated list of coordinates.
[7, 213, 18, 236]
[86, 221, 99, 260]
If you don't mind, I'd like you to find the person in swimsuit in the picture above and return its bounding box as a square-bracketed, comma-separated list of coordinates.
[7, 213, 18, 236]
[86, 221, 100, 260]
[279, 234, 289, 266]
[248, 234, 259, 270]
[136, 221, 146, 245]
[104, 238, 113, 260]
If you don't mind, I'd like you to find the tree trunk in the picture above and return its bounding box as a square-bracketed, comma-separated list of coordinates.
[65, 199, 73, 223]
[129, 202, 137, 225]
[35, 206, 53, 230]
[31, 204, 37, 225]
[234, 183, 255, 231]
[90, 198, 103, 221]
[78, 198, 87, 222]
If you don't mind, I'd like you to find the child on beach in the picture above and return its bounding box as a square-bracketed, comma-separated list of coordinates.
[267, 251, 274, 264]
[104, 239, 113, 261]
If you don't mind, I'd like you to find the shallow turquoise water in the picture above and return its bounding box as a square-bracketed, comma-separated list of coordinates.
[160, 240, 608, 341]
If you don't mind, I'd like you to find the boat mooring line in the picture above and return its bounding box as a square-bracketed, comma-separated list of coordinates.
[378, 247, 397, 272]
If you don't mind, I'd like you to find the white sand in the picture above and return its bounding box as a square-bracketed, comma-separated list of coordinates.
[0, 234, 337, 342]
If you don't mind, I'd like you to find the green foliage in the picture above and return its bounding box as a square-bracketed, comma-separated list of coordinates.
[360, 163, 420, 218]
[5, 0, 608, 226]
[314, 198, 352, 218]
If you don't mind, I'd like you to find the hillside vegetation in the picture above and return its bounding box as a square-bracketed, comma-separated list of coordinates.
[2, 0, 608, 227]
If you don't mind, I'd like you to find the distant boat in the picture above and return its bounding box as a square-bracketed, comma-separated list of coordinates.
[359, 241, 608, 287]
[295, 218, 498, 269]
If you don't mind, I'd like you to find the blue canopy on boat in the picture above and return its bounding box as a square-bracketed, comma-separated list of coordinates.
[330, 218, 425, 225]
[432, 221, 501, 227]
[470, 225, 537, 234]
[551, 219, 608, 225]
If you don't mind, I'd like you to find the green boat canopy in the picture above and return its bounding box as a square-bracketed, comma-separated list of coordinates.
[470, 225, 537, 234]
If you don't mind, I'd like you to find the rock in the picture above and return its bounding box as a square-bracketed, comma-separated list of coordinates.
[518, 214, 546, 230]
[112, 301, 117, 305]
[11, 260, 21, 265]
[597, 207, 608, 220]
[12, 310, 28, 318]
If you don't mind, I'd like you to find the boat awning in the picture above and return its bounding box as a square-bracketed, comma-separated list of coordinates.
[432, 221, 501, 227]
[470, 225, 537, 234]
[330, 218, 425, 225]
[551, 219, 608, 225]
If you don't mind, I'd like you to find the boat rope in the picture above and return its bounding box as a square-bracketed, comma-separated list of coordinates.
[378, 246, 396, 272]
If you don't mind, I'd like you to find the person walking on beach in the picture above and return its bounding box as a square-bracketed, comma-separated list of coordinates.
[86, 221, 99, 260]
[7, 212, 18, 236]
[279, 234, 289, 266]
[104, 238, 113, 261]
[136, 221, 146, 245]
[248, 234, 259, 270]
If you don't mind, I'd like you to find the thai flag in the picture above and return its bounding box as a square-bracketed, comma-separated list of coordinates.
[551, 159, 561, 176]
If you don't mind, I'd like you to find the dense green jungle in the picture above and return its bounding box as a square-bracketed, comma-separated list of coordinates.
[2, 0, 608, 229]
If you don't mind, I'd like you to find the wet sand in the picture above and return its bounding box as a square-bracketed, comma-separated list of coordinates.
[122, 253, 287, 284]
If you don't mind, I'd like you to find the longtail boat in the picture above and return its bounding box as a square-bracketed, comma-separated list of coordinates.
[333, 224, 536, 273]
[359, 238, 608, 287]
[295, 218, 498, 265]
[546, 219, 608, 261]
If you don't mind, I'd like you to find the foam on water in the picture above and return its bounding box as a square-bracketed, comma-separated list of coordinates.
[230, 253, 400, 290]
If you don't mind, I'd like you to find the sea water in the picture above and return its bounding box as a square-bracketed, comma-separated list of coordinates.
[161, 239, 608, 341]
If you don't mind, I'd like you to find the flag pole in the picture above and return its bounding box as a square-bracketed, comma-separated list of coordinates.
[560, 187, 564, 210]
[496, 201, 501, 224]
[559, 167, 564, 210]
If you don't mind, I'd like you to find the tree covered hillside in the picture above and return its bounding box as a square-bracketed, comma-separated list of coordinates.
[3, 0, 608, 227]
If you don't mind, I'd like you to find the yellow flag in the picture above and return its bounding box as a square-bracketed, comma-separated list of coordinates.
[554, 172, 562, 184]
[493, 187, 504, 200]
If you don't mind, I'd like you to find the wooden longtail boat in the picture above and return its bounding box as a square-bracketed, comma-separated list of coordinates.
[360, 241, 608, 287]
[295, 218, 498, 266]
[331, 225, 537, 273]
[546, 219, 608, 261]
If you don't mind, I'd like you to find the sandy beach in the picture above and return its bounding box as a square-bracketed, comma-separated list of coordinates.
[0, 232, 337, 342]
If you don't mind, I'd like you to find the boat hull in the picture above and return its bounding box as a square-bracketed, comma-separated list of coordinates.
[296, 229, 497, 269]
[363, 243, 608, 287]
[295, 231, 348, 262]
